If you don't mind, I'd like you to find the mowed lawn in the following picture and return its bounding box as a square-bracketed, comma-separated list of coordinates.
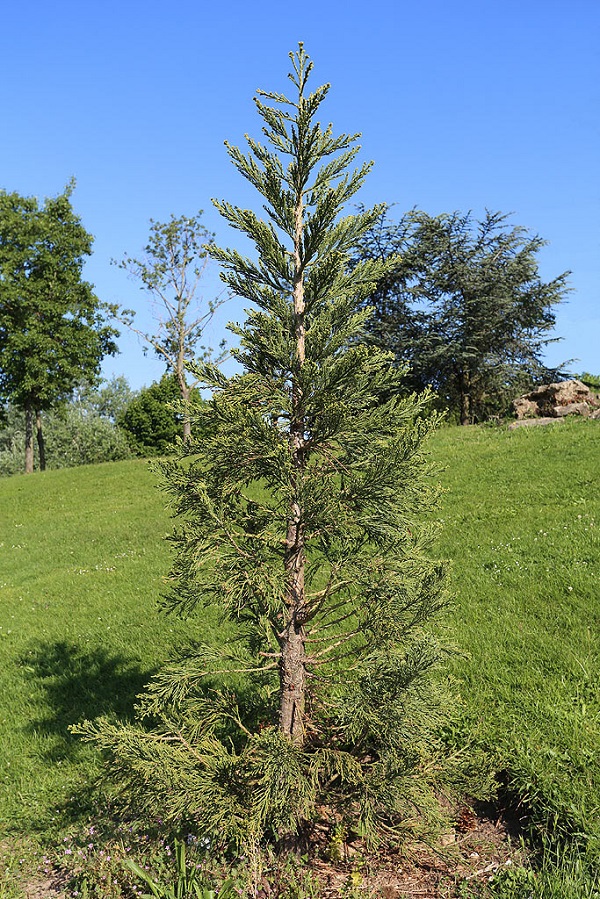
[0, 418, 599, 860]
[0, 460, 189, 834]
[433, 418, 600, 856]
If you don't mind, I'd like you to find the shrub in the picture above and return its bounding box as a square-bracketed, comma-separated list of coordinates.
[117, 375, 184, 456]
[0, 403, 131, 475]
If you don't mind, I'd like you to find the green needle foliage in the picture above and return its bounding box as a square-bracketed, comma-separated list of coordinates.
[78, 45, 447, 851]
[354, 207, 570, 424]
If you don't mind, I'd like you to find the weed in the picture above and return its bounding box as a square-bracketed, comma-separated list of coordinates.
[124, 838, 237, 899]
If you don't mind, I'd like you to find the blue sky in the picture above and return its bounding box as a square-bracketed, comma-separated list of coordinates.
[1, 0, 598, 389]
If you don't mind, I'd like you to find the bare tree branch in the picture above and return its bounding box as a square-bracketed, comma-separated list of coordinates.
[110, 212, 231, 439]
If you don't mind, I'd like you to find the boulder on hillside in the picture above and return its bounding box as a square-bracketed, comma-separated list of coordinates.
[513, 379, 600, 420]
[513, 397, 540, 420]
[508, 417, 565, 430]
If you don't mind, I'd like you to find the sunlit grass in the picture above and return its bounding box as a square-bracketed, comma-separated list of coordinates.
[430, 418, 600, 857]
[0, 460, 189, 835]
[0, 419, 599, 895]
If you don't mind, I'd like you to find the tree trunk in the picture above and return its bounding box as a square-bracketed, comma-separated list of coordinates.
[279, 619, 307, 744]
[280, 502, 307, 745]
[459, 372, 471, 426]
[176, 365, 192, 442]
[24, 404, 34, 473]
[181, 383, 191, 442]
[36, 410, 46, 471]
[279, 189, 307, 746]
[459, 392, 470, 426]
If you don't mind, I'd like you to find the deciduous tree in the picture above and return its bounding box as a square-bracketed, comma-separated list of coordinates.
[0, 182, 117, 471]
[111, 213, 227, 441]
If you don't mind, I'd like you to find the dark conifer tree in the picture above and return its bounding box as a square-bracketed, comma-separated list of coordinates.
[354, 208, 570, 423]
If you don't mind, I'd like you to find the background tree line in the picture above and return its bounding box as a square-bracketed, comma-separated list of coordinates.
[0, 374, 207, 476]
[0, 188, 220, 473]
[0, 175, 577, 477]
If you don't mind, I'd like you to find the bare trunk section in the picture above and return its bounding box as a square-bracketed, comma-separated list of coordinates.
[459, 394, 470, 426]
[179, 377, 192, 442]
[24, 404, 34, 474]
[279, 192, 308, 747]
[36, 410, 46, 470]
[175, 334, 193, 443]
[459, 372, 471, 426]
[280, 508, 307, 743]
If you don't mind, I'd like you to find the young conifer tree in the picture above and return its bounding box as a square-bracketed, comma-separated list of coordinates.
[80, 45, 447, 849]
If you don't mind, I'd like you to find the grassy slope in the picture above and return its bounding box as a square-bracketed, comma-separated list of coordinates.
[433, 419, 600, 853]
[0, 460, 189, 833]
[0, 420, 598, 859]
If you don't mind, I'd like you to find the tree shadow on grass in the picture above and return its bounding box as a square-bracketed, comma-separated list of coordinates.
[13, 639, 157, 833]
[19, 639, 154, 764]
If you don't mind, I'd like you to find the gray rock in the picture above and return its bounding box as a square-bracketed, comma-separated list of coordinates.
[508, 417, 565, 430]
[554, 402, 591, 417]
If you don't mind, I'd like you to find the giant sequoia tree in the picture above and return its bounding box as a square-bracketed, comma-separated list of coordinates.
[0, 182, 117, 471]
[81, 46, 446, 849]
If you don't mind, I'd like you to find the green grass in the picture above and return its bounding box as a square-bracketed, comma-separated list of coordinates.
[0, 420, 599, 895]
[0, 459, 190, 834]
[431, 419, 600, 858]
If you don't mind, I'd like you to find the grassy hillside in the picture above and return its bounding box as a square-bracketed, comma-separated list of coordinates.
[0, 460, 189, 832]
[433, 420, 600, 856]
[0, 419, 599, 890]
